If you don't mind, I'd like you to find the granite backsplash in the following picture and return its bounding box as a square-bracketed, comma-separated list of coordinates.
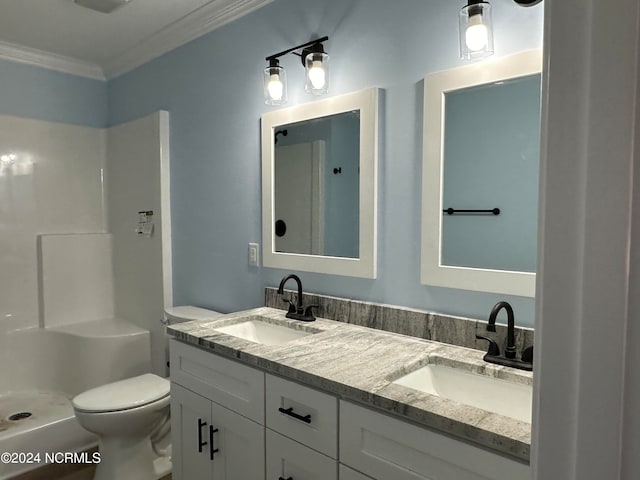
[265, 287, 534, 355]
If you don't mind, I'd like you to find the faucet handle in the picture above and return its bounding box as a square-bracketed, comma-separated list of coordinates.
[521, 345, 533, 363]
[303, 304, 318, 320]
[476, 335, 501, 357]
[282, 298, 297, 314]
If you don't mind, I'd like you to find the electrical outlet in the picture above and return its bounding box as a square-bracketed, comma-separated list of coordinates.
[248, 243, 259, 267]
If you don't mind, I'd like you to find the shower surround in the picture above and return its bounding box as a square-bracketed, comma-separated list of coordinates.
[0, 113, 170, 479]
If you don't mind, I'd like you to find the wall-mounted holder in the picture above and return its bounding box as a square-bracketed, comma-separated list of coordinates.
[274, 129, 288, 144]
[443, 208, 500, 215]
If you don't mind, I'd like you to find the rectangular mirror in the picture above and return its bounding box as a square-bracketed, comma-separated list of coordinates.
[261, 88, 379, 278]
[421, 50, 542, 297]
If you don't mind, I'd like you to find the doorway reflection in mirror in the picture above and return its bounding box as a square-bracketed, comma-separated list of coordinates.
[274, 111, 360, 259]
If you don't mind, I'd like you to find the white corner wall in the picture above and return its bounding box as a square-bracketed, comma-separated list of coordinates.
[533, 0, 640, 478]
[106, 111, 171, 376]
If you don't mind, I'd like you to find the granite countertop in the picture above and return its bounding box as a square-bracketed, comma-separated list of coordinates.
[167, 307, 532, 462]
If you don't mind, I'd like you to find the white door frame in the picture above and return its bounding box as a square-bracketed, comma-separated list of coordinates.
[534, 0, 640, 478]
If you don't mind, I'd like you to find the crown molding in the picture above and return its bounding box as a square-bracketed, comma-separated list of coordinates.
[0, 40, 105, 80]
[103, 0, 273, 79]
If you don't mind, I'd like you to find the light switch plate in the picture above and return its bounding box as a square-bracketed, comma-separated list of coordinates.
[248, 243, 259, 267]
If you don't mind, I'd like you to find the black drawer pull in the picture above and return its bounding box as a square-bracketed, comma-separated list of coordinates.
[197, 418, 207, 452]
[209, 426, 219, 460]
[278, 407, 311, 424]
[279, 477, 293, 480]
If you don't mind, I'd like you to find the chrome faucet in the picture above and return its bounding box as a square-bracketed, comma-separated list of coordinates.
[277, 274, 317, 322]
[476, 301, 533, 371]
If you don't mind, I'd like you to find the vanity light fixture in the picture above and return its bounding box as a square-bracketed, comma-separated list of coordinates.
[264, 36, 330, 105]
[73, 0, 132, 14]
[264, 58, 287, 106]
[459, 0, 494, 60]
[302, 42, 330, 95]
[513, 0, 542, 5]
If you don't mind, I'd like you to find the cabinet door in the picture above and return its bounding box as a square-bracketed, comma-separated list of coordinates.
[210, 400, 265, 480]
[340, 401, 530, 480]
[266, 429, 337, 480]
[171, 383, 213, 480]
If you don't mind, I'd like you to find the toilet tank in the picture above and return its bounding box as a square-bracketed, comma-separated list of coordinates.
[163, 306, 222, 375]
[164, 306, 223, 324]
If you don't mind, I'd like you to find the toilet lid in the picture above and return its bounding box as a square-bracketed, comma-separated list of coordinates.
[72, 374, 170, 412]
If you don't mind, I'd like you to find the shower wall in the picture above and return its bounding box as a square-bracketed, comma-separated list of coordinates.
[0, 112, 170, 378]
[107, 112, 171, 376]
[0, 115, 107, 334]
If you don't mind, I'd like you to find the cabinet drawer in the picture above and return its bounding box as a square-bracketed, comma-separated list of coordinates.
[266, 374, 338, 458]
[170, 339, 265, 423]
[266, 429, 337, 480]
[339, 465, 373, 480]
[340, 401, 530, 480]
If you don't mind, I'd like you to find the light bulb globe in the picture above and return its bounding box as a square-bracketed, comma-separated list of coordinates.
[267, 75, 284, 100]
[308, 61, 326, 90]
[466, 20, 488, 51]
[264, 64, 287, 105]
[304, 52, 329, 95]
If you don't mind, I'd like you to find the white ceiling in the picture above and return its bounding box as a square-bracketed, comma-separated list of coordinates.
[0, 0, 271, 79]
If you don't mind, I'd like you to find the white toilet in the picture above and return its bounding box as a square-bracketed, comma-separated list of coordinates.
[72, 306, 222, 480]
[72, 374, 171, 480]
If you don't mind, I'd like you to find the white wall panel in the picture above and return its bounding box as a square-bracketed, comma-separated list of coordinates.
[0, 115, 106, 333]
[106, 111, 171, 376]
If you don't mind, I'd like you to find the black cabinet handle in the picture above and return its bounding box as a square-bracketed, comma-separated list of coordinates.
[278, 407, 311, 424]
[209, 425, 219, 460]
[279, 477, 293, 480]
[197, 418, 208, 452]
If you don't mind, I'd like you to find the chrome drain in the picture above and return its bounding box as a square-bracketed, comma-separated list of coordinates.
[8, 412, 32, 421]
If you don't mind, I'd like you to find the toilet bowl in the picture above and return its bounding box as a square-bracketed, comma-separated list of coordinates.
[72, 306, 222, 480]
[72, 374, 170, 480]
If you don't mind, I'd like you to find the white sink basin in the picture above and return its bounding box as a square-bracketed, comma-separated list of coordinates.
[392, 364, 532, 423]
[214, 317, 317, 346]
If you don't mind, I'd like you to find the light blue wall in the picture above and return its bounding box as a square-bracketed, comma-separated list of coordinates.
[108, 0, 544, 326]
[0, 59, 107, 127]
[442, 74, 541, 272]
[324, 113, 359, 258]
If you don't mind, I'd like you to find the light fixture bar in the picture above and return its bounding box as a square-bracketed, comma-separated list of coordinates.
[265, 36, 329, 63]
[73, 0, 132, 14]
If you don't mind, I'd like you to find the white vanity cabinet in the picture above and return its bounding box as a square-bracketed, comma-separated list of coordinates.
[169, 339, 531, 480]
[170, 340, 265, 480]
[340, 401, 530, 480]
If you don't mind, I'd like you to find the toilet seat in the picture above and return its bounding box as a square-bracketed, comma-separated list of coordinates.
[72, 373, 169, 413]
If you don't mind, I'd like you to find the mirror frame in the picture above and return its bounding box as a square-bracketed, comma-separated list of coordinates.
[420, 49, 542, 297]
[261, 87, 379, 278]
